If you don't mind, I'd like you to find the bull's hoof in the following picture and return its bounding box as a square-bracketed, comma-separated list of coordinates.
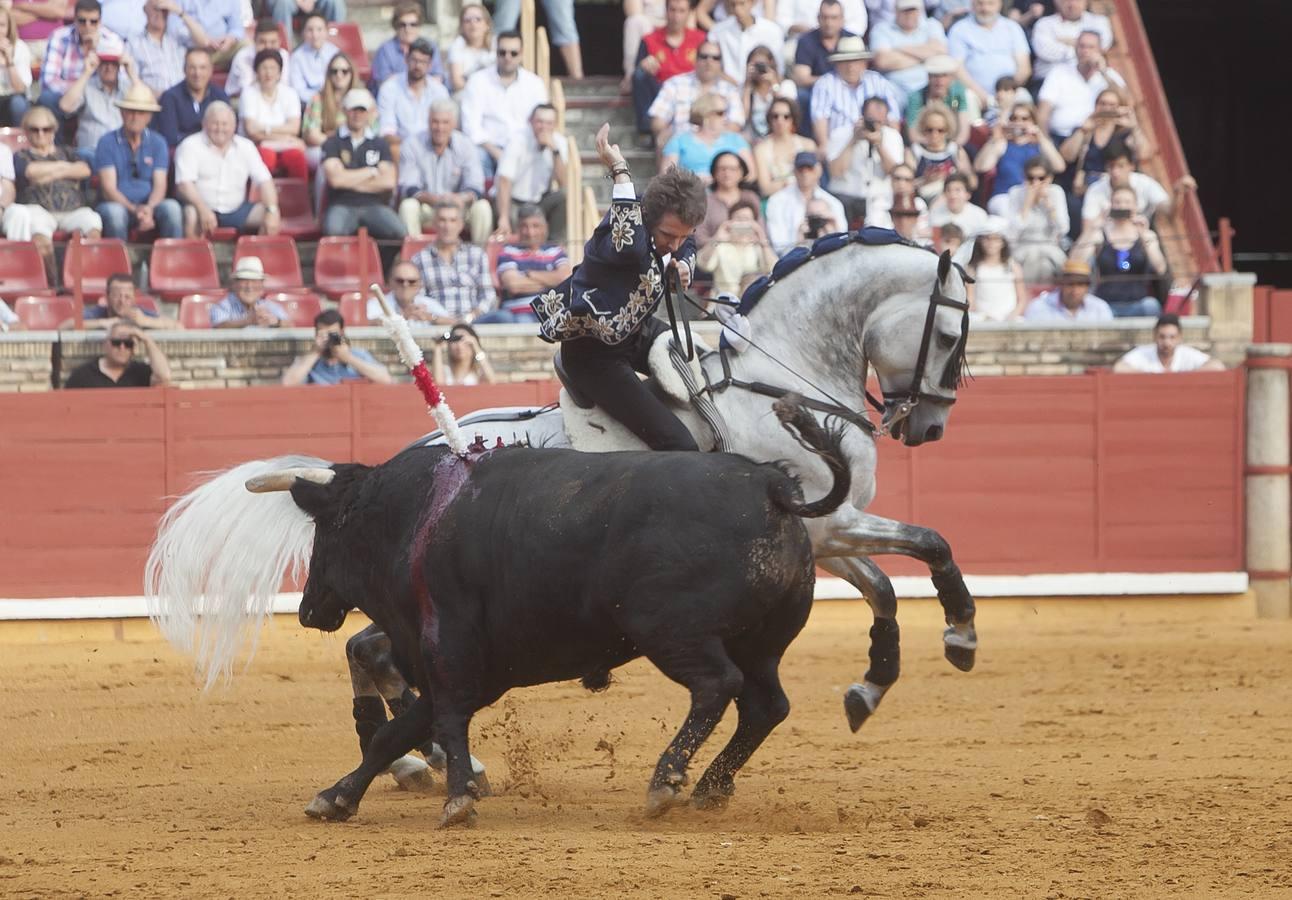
[943, 625, 977, 672]
[644, 784, 683, 818]
[473, 771, 494, 798]
[305, 789, 357, 821]
[843, 683, 876, 733]
[389, 755, 436, 793]
[439, 794, 477, 828]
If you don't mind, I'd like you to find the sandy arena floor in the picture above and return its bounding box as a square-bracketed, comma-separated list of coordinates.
[1, 597, 1289, 899]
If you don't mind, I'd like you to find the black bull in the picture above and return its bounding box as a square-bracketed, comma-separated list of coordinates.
[285, 400, 851, 826]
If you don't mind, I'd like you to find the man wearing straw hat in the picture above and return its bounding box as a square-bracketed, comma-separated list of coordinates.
[809, 35, 901, 151]
[95, 82, 182, 239]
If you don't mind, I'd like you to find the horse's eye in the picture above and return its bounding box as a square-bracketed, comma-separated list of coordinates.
[937, 332, 959, 350]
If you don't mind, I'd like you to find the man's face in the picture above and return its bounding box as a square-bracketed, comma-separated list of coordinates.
[303, 17, 327, 48]
[928, 71, 951, 96]
[105, 327, 135, 364]
[345, 105, 370, 133]
[944, 181, 968, 210]
[74, 6, 100, 43]
[517, 214, 548, 248]
[316, 321, 343, 341]
[818, 2, 843, 36]
[98, 59, 120, 85]
[235, 278, 263, 307]
[973, 0, 1001, 22]
[530, 108, 557, 143]
[185, 52, 212, 92]
[1075, 33, 1100, 67]
[891, 166, 915, 192]
[496, 38, 522, 76]
[122, 108, 152, 135]
[204, 108, 235, 147]
[435, 208, 464, 243]
[106, 281, 136, 315]
[1107, 158, 1134, 189]
[650, 211, 693, 256]
[390, 264, 422, 304]
[1058, 0, 1086, 21]
[837, 58, 865, 85]
[407, 49, 431, 82]
[896, 6, 921, 30]
[1154, 324, 1181, 356]
[1059, 280, 1088, 310]
[24, 114, 56, 152]
[665, 0, 690, 30]
[255, 30, 281, 52]
[143, 1, 166, 28]
[696, 43, 721, 80]
[794, 163, 821, 191]
[429, 109, 455, 146]
[726, 0, 751, 20]
[395, 11, 421, 44]
[862, 99, 888, 124]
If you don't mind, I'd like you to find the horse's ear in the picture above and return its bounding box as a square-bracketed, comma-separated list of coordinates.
[937, 249, 952, 284]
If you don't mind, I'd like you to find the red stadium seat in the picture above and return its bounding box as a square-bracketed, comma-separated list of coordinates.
[13, 295, 75, 330]
[178, 293, 225, 329]
[0, 240, 52, 298]
[0, 126, 27, 153]
[150, 239, 221, 301]
[487, 238, 505, 291]
[400, 234, 434, 260]
[271, 292, 324, 327]
[338, 292, 370, 326]
[272, 178, 320, 239]
[134, 295, 161, 315]
[61, 238, 131, 301]
[313, 235, 383, 299]
[328, 23, 371, 81]
[234, 234, 306, 293]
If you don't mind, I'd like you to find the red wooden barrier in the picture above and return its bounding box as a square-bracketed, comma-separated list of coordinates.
[0, 373, 1242, 599]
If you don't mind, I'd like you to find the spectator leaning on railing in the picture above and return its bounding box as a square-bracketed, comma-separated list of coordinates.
[1113, 315, 1224, 374]
[208, 256, 288, 328]
[1022, 259, 1112, 322]
[84, 272, 182, 328]
[65, 321, 172, 387]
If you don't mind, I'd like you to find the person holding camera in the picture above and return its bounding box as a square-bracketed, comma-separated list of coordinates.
[696, 199, 775, 297]
[281, 309, 394, 386]
[765, 150, 845, 255]
[431, 322, 497, 386]
[695, 150, 763, 247]
[1068, 184, 1167, 319]
[1078, 142, 1193, 232]
[1036, 30, 1124, 143]
[1059, 88, 1152, 206]
[740, 46, 792, 140]
[906, 101, 975, 204]
[973, 101, 1065, 216]
[826, 95, 902, 227]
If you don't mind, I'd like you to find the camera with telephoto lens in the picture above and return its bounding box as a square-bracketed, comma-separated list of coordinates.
[863, 117, 879, 133]
[805, 214, 828, 239]
[442, 331, 465, 343]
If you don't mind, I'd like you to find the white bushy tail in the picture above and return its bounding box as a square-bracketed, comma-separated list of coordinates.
[145, 455, 328, 690]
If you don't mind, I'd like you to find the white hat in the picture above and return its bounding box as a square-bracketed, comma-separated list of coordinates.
[343, 88, 376, 111]
[896, 0, 924, 10]
[827, 36, 873, 62]
[925, 54, 957, 76]
[976, 216, 1009, 238]
[232, 256, 267, 280]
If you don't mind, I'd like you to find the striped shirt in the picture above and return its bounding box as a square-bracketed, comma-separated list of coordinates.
[411, 244, 496, 319]
[497, 242, 568, 314]
[127, 29, 186, 97]
[809, 70, 902, 133]
[41, 24, 125, 93]
[646, 72, 745, 134]
[208, 293, 289, 327]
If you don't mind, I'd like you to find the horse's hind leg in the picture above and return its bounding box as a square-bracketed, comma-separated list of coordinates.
[819, 556, 901, 732]
[346, 625, 434, 792]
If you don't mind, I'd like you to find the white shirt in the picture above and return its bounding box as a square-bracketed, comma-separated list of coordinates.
[777, 0, 867, 35]
[174, 132, 273, 214]
[1038, 63, 1125, 138]
[928, 200, 988, 235]
[1004, 182, 1069, 246]
[1081, 172, 1169, 224]
[494, 129, 568, 203]
[0, 297, 18, 328]
[0, 39, 32, 97]
[765, 184, 847, 255]
[368, 292, 438, 322]
[238, 82, 303, 136]
[459, 66, 548, 151]
[1030, 10, 1113, 80]
[708, 15, 785, 84]
[226, 45, 289, 98]
[1116, 343, 1213, 373]
[0, 143, 12, 181]
[826, 122, 904, 199]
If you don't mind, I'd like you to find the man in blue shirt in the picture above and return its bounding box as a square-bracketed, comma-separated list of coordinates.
[376, 38, 448, 155]
[791, 0, 853, 119]
[156, 47, 229, 147]
[95, 83, 182, 238]
[370, 1, 445, 90]
[281, 309, 394, 385]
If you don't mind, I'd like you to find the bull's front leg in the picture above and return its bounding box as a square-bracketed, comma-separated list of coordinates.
[305, 694, 436, 822]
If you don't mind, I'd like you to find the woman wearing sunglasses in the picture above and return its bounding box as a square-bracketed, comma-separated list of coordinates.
[303, 52, 370, 168]
[973, 101, 1065, 216]
[447, 2, 493, 93]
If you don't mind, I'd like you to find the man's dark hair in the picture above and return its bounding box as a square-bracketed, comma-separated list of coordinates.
[302, 11, 328, 28]
[862, 95, 889, 114]
[315, 309, 345, 329]
[185, 46, 212, 64]
[531, 102, 557, 118]
[106, 273, 133, 292]
[516, 203, 544, 222]
[819, 0, 842, 8]
[497, 30, 523, 45]
[408, 37, 436, 59]
[1023, 154, 1050, 176]
[940, 223, 964, 243]
[253, 48, 283, 72]
[728, 199, 759, 219]
[1154, 314, 1181, 332]
[994, 75, 1017, 92]
[74, 0, 101, 16]
[642, 165, 707, 229]
[943, 172, 971, 192]
[254, 17, 278, 36]
[1103, 139, 1136, 166]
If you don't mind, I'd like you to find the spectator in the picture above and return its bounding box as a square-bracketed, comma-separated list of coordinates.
[889, 192, 926, 244]
[100, 0, 144, 39]
[39, 0, 124, 118]
[65, 321, 172, 387]
[907, 102, 975, 203]
[1059, 88, 1153, 205]
[281, 309, 392, 386]
[84, 272, 182, 327]
[175, 101, 280, 238]
[1079, 142, 1194, 228]
[0, 137, 12, 209]
[740, 45, 794, 141]
[946, 0, 1030, 105]
[973, 102, 1065, 215]
[695, 149, 762, 246]
[371, 1, 446, 90]
[156, 47, 229, 148]
[1071, 184, 1167, 318]
[866, 161, 929, 231]
[496, 205, 571, 322]
[981, 71, 1028, 128]
[0, 298, 22, 331]
[321, 89, 404, 270]
[225, 18, 288, 99]
[493, 0, 583, 80]
[270, 0, 345, 38]
[753, 95, 815, 196]
[929, 171, 987, 234]
[779, 0, 866, 38]
[208, 255, 288, 327]
[630, 0, 705, 136]
[459, 31, 547, 177]
[1037, 30, 1124, 142]
[368, 259, 439, 323]
[903, 53, 976, 144]
[168, 0, 242, 69]
[448, 3, 494, 93]
[1113, 314, 1224, 373]
[1022, 258, 1112, 322]
[663, 92, 754, 180]
[431, 322, 496, 385]
[411, 202, 505, 324]
[1003, 0, 1046, 30]
[791, 0, 854, 120]
[376, 37, 451, 159]
[648, 40, 744, 147]
[1003, 155, 1067, 284]
[871, 0, 947, 103]
[809, 36, 901, 150]
[303, 51, 358, 171]
[1030, 0, 1111, 82]
[9, 0, 66, 39]
[622, 0, 665, 94]
[289, 13, 339, 102]
[60, 38, 133, 163]
[696, 199, 775, 296]
[3, 107, 101, 275]
[127, 0, 190, 97]
[493, 102, 568, 243]
[965, 216, 1026, 321]
[826, 94, 902, 226]
[709, 0, 783, 86]
[95, 83, 181, 239]
[397, 99, 492, 245]
[698, 0, 794, 31]
[239, 48, 306, 180]
[766, 150, 845, 254]
[0, 2, 32, 125]
[937, 221, 964, 255]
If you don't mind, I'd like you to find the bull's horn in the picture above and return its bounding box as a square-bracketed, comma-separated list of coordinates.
[245, 467, 336, 493]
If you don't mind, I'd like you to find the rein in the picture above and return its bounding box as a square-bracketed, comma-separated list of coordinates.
[662, 265, 695, 362]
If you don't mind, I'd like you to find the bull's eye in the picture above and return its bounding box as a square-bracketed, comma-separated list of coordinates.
[937, 332, 959, 350]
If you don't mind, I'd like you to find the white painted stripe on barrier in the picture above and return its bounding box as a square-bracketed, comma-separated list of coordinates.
[0, 573, 1251, 621]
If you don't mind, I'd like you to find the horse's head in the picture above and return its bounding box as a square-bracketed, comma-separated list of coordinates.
[864, 250, 969, 447]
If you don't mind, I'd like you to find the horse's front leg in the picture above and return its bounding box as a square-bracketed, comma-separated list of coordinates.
[819, 510, 977, 672]
[818, 556, 900, 732]
[346, 625, 435, 791]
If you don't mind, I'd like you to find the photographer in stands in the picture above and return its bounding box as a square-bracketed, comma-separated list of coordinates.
[281, 309, 393, 386]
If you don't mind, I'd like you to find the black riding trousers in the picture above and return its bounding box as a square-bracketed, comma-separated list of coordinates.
[560, 318, 699, 452]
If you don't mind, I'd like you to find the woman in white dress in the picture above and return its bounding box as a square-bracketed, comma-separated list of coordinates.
[965, 217, 1027, 322]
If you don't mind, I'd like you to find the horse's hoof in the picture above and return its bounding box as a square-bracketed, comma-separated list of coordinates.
[473, 771, 493, 798]
[305, 790, 356, 822]
[943, 626, 977, 672]
[389, 755, 436, 793]
[424, 742, 448, 772]
[439, 794, 477, 828]
[644, 784, 683, 818]
[844, 684, 876, 733]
